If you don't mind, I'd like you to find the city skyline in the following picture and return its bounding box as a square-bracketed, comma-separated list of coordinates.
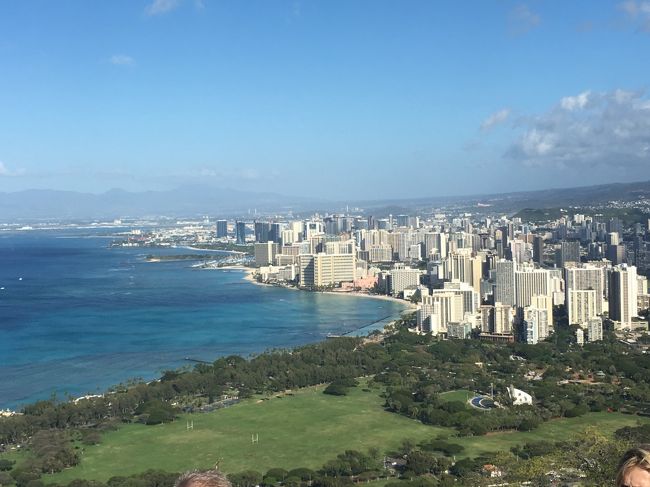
[1, 1, 649, 198]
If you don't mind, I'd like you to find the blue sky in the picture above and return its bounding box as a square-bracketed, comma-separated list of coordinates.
[0, 0, 649, 199]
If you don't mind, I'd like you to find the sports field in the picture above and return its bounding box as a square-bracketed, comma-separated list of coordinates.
[438, 389, 473, 404]
[45, 385, 447, 484]
[25, 386, 647, 484]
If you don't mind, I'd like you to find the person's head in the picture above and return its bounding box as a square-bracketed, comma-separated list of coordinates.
[616, 445, 650, 487]
[175, 470, 232, 487]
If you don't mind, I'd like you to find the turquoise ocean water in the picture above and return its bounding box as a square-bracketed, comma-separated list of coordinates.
[0, 229, 406, 409]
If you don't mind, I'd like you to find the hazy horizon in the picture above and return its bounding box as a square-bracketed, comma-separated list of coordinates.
[2, 177, 649, 203]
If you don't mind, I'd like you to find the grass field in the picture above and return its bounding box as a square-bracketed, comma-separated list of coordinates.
[45, 385, 449, 484]
[438, 390, 473, 404]
[21, 387, 647, 484]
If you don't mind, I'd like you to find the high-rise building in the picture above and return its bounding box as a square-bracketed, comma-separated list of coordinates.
[533, 236, 544, 264]
[495, 260, 516, 306]
[324, 239, 355, 255]
[514, 265, 551, 308]
[429, 281, 479, 318]
[479, 302, 513, 335]
[423, 232, 448, 259]
[269, 223, 282, 243]
[417, 292, 463, 334]
[586, 317, 604, 342]
[510, 239, 532, 264]
[281, 229, 296, 245]
[609, 264, 638, 329]
[396, 214, 410, 228]
[235, 221, 247, 244]
[254, 242, 279, 266]
[523, 305, 549, 345]
[607, 218, 623, 236]
[290, 221, 304, 242]
[514, 265, 554, 331]
[567, 289, 598, 326]
[444, 249, 482, 292]
[555, 240, 580, 267]
[447, 321, 473, 339]
[530, 295, 553, 340]
[607, 243, 626, 265]
[385, 265, 422, 296]
[565, 264, 605, 324]
[298, 253, 356, 288]
[368, 244, 393, 263]
[254, 221, 271, 243]
[216, 220, 228, 238]
[304, 221, 324, 240]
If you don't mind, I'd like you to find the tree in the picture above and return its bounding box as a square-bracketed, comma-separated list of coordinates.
[228, 471, 263, 487]
[0, 472, 15, 487]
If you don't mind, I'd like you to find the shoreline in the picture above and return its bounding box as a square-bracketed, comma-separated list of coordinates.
[233, 266, 416, 310]
[205, 265, 415, 332]
[3, 264, 410, 411]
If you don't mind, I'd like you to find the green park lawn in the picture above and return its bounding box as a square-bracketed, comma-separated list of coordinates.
[25, 386, 647, 484]
[438, 390, 474, 404]
[45, 385, 448, 484]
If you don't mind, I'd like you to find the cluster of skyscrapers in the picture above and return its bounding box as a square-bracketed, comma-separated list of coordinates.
[216, 211, 650, 344]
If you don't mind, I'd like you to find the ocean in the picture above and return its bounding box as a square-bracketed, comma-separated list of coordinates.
[0, 229, 407, 409]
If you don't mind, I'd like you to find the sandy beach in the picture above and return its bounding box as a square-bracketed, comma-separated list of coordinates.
[240, 268, 417, 310]
[205, 266, 415, 334]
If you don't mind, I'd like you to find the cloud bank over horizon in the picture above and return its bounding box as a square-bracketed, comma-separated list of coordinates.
[504, 89, 650, 170]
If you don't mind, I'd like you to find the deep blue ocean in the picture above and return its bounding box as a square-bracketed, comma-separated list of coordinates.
[0, 229, 406, 409]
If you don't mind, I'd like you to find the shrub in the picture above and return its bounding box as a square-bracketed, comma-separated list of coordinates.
[323, 384, 348, 396]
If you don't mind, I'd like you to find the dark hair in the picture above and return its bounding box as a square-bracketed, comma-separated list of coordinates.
[175, 470, 232, 487]
[616, 445, 650, 487]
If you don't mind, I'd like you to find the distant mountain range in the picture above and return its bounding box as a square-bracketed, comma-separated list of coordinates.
[2, 180, 650, 221]
[0, 186, 323, 220]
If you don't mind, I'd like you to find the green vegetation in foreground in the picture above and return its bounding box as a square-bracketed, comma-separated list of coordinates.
[45, 384, 447, 484]
[42, 385, 646, 485]
[453, 411, 645, 458]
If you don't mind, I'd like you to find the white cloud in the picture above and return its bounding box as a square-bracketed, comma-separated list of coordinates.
[0, 161, 25, 177]
[620, 0, 650, 15]
[110, 54, 136, 67]
[506, 89, 650, 168]
[509, 4, 541, 35]
[560, 91, 591, 111]
[145, 0, 182, 16]
[619, 1, 650, 31]
[481, 108, 511, 131]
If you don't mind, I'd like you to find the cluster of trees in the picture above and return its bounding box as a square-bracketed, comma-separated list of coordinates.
[2, 469, 180, 487]
[384, 389, 541, 436]
[133, 400, 178, 425]
[225, 426, 637, 487]
[323, 378, 359, 396]
[0, 337, 388, 446]
[374, 324, 650, 431]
